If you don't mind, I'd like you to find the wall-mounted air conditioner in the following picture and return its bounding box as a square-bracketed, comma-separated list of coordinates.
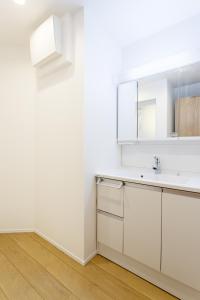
[30, 14, 72, 72]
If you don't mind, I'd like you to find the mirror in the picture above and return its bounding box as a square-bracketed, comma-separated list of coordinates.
[138, 98, 156, 139]
[137, 62, 200, 139]
[117, 61, 200, 144]
[117, 81, 138, 143]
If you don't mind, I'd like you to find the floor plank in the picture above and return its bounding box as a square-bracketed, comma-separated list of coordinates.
[0, 233, 179, 300]
[92, 255, 178, 300]
[28, 233, 149, 300]
[10, 234, 114, 300]
[0, 235, 76, 300]
[0, 252, 42, 300]
[0, 287, 8, 300]
[30, 232, 178, 300]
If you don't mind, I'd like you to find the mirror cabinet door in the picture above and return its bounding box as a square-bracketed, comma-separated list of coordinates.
[117, 81, 138, 143]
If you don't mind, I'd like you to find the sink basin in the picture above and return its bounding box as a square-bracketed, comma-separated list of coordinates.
[104, 168, 191, 186]
[137, 173, 189, 185]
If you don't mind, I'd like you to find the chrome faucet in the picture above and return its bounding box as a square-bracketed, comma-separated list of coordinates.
[152, 155, 161, 174]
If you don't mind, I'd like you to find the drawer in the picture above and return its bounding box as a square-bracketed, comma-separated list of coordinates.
[97, 212, 123, 253]
[97, 178, 124, 217]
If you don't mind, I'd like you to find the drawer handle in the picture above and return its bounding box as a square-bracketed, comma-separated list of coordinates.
[97, 179, 123, 189]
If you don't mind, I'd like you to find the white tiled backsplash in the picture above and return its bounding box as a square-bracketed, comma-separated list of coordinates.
[122, 144, 200, 176]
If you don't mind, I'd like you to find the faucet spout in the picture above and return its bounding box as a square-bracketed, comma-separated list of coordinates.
[152, 155, 161, 174]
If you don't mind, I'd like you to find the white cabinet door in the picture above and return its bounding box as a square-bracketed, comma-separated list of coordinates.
[117, 81, 138, 143]
[124, 183, 161, 271]
[162, 189, 200, 291]
[97, 212, 123, 253]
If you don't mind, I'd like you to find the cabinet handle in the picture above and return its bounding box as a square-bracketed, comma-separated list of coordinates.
[97, 179, 123, 189]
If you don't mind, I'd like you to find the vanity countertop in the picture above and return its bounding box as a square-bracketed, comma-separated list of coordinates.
[96, 168, 200, 194]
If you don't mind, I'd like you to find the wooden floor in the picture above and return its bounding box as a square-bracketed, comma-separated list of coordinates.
[0, 233, 178, 300]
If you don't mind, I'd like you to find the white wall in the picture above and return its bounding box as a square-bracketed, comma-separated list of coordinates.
[123, 13, 200, 70]
[122, 13, 200, 174]
[34, 4, 122, 262]
[84, 0, 122, 259]
[0, 5, 121, 263]
[35, 9, 85, 261]
[0, 45, 35, 231]
[123, 143, 200, 175]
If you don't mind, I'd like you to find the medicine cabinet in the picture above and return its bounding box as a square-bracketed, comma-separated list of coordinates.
[117, 61, 200, 143]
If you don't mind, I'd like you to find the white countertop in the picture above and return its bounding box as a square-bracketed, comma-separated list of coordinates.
[96, 168, 200, 194]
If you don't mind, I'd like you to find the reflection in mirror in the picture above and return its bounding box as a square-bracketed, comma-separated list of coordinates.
[137, 77, 173, 139]
[138, 99, 156, 139]
[137, 62, 200, 139]
[174, 64, 200, 137]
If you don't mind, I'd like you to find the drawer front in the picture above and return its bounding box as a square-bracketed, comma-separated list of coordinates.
[97, 212, 123, 253]
[97, 179, 124, 217]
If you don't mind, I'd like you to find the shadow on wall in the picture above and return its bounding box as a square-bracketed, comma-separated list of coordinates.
[35, 62, 75, 91]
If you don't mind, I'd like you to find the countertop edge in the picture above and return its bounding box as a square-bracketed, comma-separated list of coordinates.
[96, 173, 200, 194]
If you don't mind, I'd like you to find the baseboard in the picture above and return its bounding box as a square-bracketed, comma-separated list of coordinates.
[35, 229, 97, 265]
[0, 228, 97, 265]
[83, 250, 97, 265]
[0, 229, 34, 234]
[98, 243, 200, 300]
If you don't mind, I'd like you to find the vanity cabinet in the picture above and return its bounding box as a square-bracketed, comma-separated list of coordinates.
[162, 189, 200, 291]
[97, 176, 200, 299]
[124, 183, 162, 271]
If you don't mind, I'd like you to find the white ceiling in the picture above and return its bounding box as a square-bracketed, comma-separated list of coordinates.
[1, 0, 200, 46]
[0, 0, 83, 44]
